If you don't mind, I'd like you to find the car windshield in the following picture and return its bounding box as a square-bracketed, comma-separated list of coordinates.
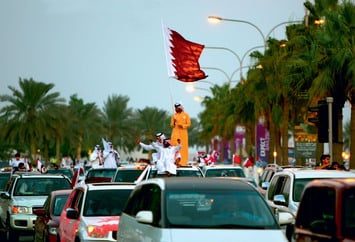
[147, 168, 203, 179]
[165, 190, 278, 229]
[84, 189, 132, 216]
[176, 169, 203, 177]
[86, 169, 117, 178]
[293, 178, 327, 202]
[53, 194, 70, 216]
[46, 169, 73, 179]
[14, 178, 71, 196]
[205, 168, 245, 178]
[113, 170, 143, 182]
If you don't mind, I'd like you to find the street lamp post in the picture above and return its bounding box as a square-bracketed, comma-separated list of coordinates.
[205, 45, 263, 84]
[208, 16, 303, 50]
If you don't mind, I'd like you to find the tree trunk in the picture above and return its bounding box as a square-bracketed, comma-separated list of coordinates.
[281, 98, 290, 165]
[350, 91, 355, 170]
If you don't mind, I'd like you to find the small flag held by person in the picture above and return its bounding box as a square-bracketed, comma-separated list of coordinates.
[163, 25, 207, 82]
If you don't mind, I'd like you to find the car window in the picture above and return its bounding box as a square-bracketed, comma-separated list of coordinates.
[205, 168, 245, 177]
[343, 188, 355, 237]
[296, 187, 335, 235]
[176, 170, 203, 177]
[46, 169, 73, 179]
[0, 173, 11, 190]
[267, 175, 286, 201]
[113, 170, 143, 182]
[123, 184, 161, 226]
[14, 177, 71, 196]
[83, 189, 132, 216]
[52, 194, 70, 215]
[87, 169, 116, 178]
[165, 190, 277, 228]
[68, 189, 84, 211]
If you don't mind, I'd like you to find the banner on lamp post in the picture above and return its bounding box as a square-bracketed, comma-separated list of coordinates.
[256, 120, 269, 164]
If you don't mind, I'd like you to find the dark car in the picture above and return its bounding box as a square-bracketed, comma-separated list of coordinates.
[33, 189, 72, 242]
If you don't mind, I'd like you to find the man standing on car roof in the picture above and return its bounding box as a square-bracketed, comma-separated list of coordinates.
[170, 101, 191, 166]
[90, 144, 103, 167]
[102, 140, 119, 168]
[136, 132, 166, 164]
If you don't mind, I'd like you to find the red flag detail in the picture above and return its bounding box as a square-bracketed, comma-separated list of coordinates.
[166, 28, 207, 82]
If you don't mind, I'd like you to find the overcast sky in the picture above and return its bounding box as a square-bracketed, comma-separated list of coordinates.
[1, 0, 317, 119]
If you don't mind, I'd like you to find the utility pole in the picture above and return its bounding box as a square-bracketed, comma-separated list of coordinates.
[327, 97, 333, 164]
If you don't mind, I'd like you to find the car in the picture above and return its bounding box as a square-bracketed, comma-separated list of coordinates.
[258, 164, 304, 196]
[58, 182, 134, 242]
[265, 169, 355, 241]
[117, 177, 290, 242]
[0, 172, 72, 241]
[202, 165, 246, 178]
[45, 168, 74, 180]
[135, 165, 204, 183]
[83, 167, 117, 183]
[112, 167, 144, 183]
[33, 189, 72, 242]
[294, 178, 355, 242]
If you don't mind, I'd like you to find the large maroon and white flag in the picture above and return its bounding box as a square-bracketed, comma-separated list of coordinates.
[163, 26, 207, 82]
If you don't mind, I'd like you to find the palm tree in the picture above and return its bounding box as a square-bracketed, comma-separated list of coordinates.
[66, 94, 103, 162]
[0, 78, 65, 162]
[305, 0, 355, 166]
[102, 94, 134, 153]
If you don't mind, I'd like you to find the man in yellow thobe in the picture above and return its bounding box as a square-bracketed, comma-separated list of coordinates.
[170, 102, 191, 166]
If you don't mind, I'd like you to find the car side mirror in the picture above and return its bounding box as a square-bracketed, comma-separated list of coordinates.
[273, 194, 287, 206]
[66, 208, 79, 219]
[0, 192, 10, 199]
[261, 181, 269, 190]
[278, 212, 294, 225]
[136, 210, 153, 224]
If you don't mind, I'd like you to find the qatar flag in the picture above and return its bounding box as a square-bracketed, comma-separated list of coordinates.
[163, 25, 207, 82]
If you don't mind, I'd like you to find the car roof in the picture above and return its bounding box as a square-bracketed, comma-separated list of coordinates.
[203, 165, 243, 170]
[75, 182, 135, 191]
[12, 172, 70, 179]
[305, 178, 355, 189]
[137, 177, 257, 191]
[274, 169, 355, 179]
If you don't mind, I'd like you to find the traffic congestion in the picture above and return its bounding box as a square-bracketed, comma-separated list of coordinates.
[0, 150, 354, 241]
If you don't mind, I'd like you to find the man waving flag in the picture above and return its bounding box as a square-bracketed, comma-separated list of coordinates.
[163, 25, 207, 82]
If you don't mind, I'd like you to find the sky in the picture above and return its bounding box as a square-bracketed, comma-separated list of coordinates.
[1, 0, 313, 119]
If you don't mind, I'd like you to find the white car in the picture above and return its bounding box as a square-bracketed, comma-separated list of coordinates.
[117, 177, 290, 242]
[265, 169, 355, 241]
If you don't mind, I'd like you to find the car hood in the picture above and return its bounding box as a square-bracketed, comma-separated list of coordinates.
[169, 229, 288, 242]
[12, 195, 48, 207]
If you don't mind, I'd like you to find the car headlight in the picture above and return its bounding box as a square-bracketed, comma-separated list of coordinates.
[12, 206, 31, 214]
[87, 225, 108, 238]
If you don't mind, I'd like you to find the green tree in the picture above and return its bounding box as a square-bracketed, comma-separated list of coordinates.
[102, 94, 134, 153]
[66, 94, 103, 162]
[0, 78, 65, 161]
